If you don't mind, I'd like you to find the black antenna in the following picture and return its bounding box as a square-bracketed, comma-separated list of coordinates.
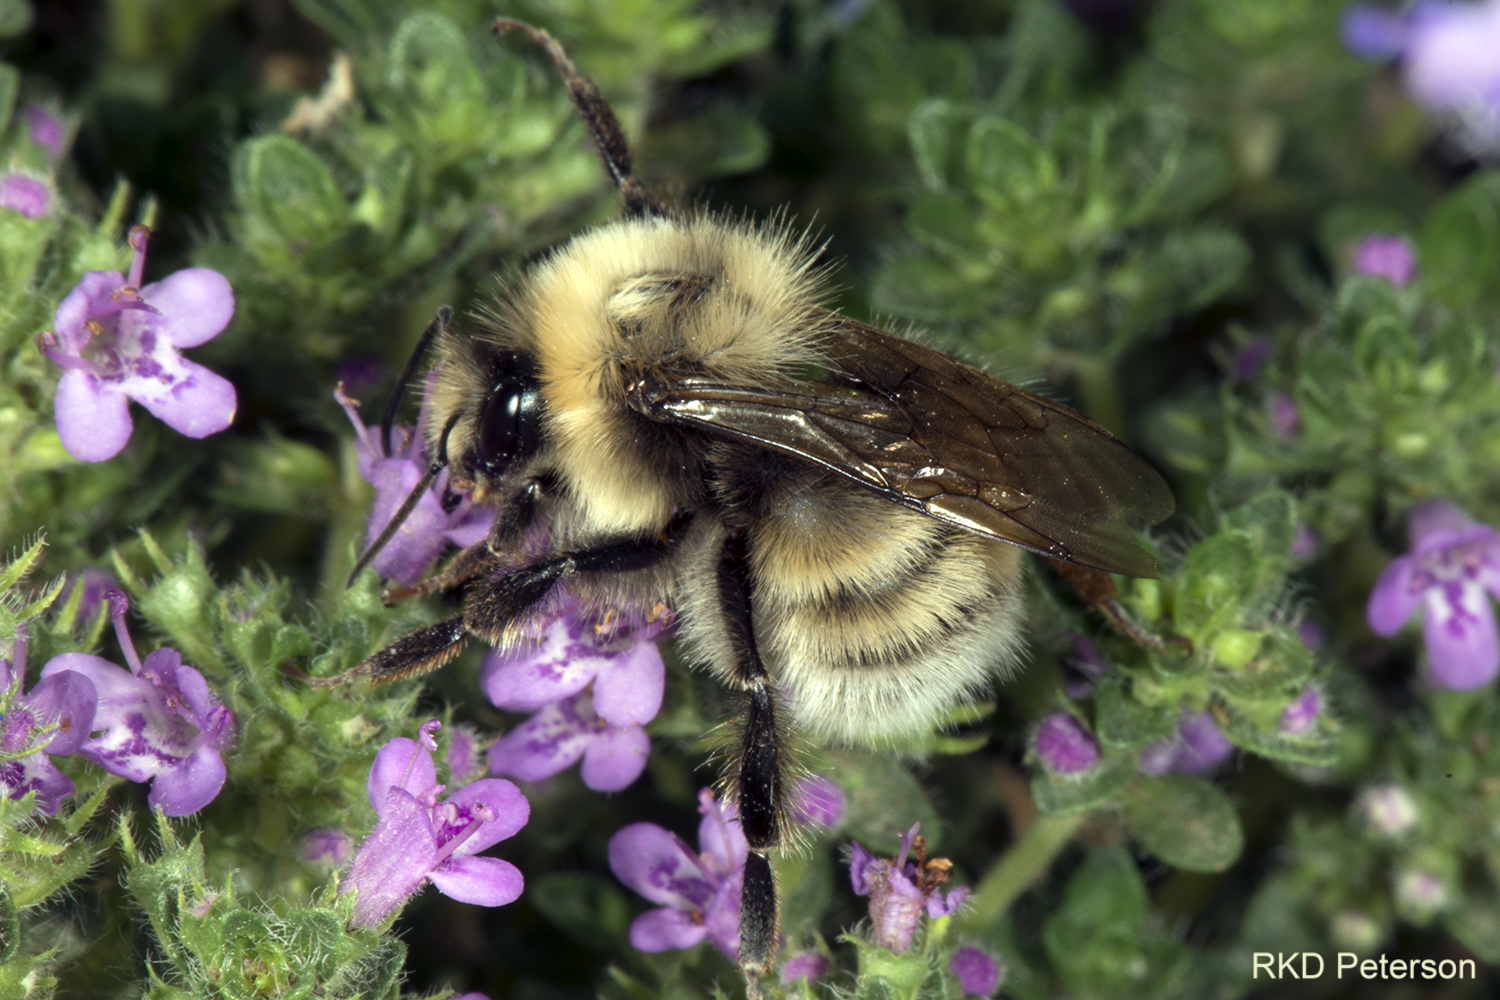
[381, 306, 452, 457]
[346, 413, 462, 588]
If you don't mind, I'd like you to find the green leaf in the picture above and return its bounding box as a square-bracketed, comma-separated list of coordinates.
[1418, 172, 1500, 308]
[1123, 775, 1244, 872]
[236, 135, 349, 248]
[0, 884, 16, 964]
[1042, 845, 1149, 994]
[0, 3, 31, 40]
[845, 935, 931, 1000]
[838, 751, 943, 853]
[1219, 709, 1339, 768]
[1220, 488, 1297, 607]
[388, 12, 483, 105]
[0, 62, 18, 130]
[966, 116, 1048, 210]
[908, 99, 969, 190]
[0, 532, 46, 596]
[1174, 529, 1259, 643]
[1031, 745, 1137, 817]
[870, 252, 989, 321]
[1094, 673, 1177, 748]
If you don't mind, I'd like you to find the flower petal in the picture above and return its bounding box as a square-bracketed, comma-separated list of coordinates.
[148, 742, 227, 816]
[480, 617, 599, 712]
[1421, 584, 1500, 690]
[55, 370, 133, 462]
[849, 842, 877, 895]
[628, 907, 708, 952]
[429, 854, 524, 907]
[701, 869, 744, 959]
[444, 504, 496, 548]
[345, 786, 438, 927]
[368, 737, 438, 813]
[0, 753, 75, 815]
[41, 653, 193, 782]
[20, 669, 98, 756]
[487, 695, 592, 782]
[579, 724, 650, 792]
[591, 639, 665, 728]
[125, 358, 236, 439]
[697, 789, 747, 874]
[364, 455, 451, 585]
[607, 822, 716, 910]
[139, 269, 235, 348]
[52, 271, 125, 351]
[928, 884, 970, 918]
[1367, 555, 1419, 636]
[441, 778, 530, 854]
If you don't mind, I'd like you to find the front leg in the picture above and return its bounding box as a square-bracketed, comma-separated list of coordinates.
[716, 529, 784, 994]
[354, 513, 693, 685]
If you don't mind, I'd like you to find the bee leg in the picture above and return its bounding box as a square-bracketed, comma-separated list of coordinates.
[1047, 558, 1189, 652]
[491, 18, 673, 220]
[351, 513, 695, 686]
[716, 530, 783, 990]
[382, 541, 500, 602]
[383, 471, 555, 603]
[458, 511, 696, 646]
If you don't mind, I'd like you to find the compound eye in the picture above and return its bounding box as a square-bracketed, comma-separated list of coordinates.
[476, 380, 523, 473]
[474, 377, 541, 475]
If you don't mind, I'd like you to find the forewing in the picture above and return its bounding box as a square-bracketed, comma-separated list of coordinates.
[631, 316, 1174, 577]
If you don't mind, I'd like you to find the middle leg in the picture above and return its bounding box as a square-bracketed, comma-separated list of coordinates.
[715, 528, 785, 993]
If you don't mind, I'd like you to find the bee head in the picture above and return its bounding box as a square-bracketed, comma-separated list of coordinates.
[455, 351, 545, 500]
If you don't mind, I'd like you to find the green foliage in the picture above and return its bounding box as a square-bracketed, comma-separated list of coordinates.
[120, 813, 405, 1000]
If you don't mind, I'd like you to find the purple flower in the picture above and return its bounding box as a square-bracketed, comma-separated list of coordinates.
[1033, 713, 1099, 775]
[336, 382, 496, 585]
[488, 691, 651, 792]
[58, 567, 120, 624]
[1268, 391, 1300, 439]
[304, 828, 354, 869]
[1345, 1, 1500, 153]
[484, 605, 668, 792]
[1292, 522, 1319, 562]
[780, 951, 831, 984]
[949, 946, 1003, 997]
[39, 592, 234, 816]
[1341, 5, 1409, 59]
[608, 788, 746, 959]
[26, 106, 67, 160]
[1394, 868, 1450, 920]
[1279, 686, 1322, 735]
[1, 632, 97, 815]
[1, 175, 50, 219]
[789, 775, 846, 828]
[1358, 783, 1419, 837]
[480, 604, 667, 724]
[445, 725, 483, 783]
[343, 721, 529, 928]
[1367, 501, 1500, 690]
[1298, 619, 1328, 650]
[1139, 710, 1234, 775]
[849, 824, 970, 954]
[39, 226, 236, 462]
[1233, 338, 1275, 380]
[1352, 235, 1417, 286]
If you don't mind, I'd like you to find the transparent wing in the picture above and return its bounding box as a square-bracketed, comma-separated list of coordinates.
[630, 314, 1174, 576]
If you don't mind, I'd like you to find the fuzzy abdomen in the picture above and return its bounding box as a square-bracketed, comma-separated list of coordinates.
[679, 455, 1026, 746]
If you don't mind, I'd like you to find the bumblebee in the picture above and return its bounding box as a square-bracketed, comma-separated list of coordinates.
[348, 19, 1173, 994]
